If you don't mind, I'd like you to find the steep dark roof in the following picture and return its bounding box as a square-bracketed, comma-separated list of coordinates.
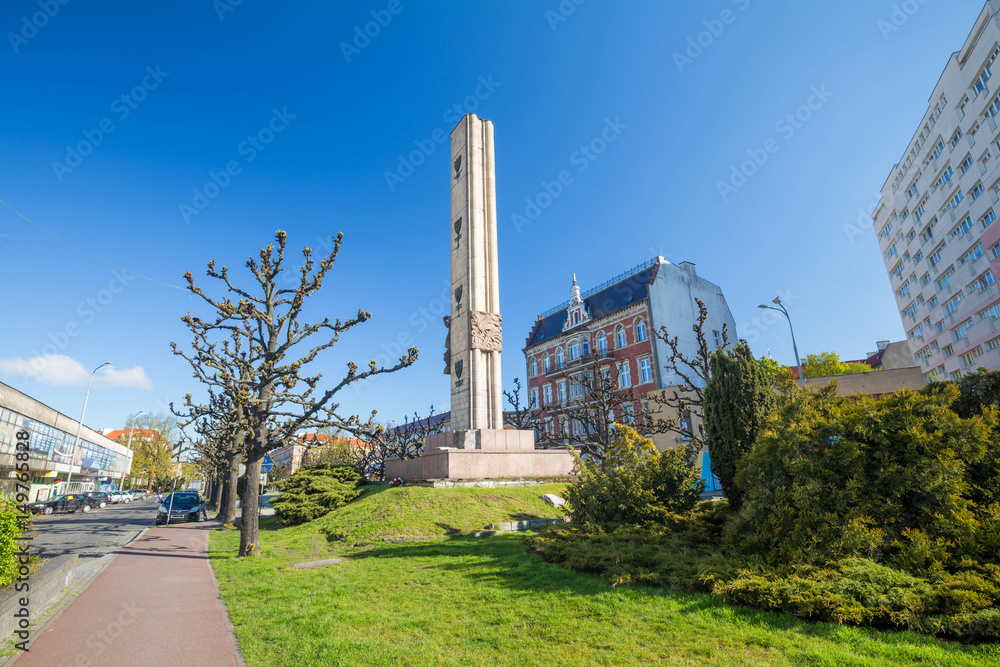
[524, 266, 657, 349]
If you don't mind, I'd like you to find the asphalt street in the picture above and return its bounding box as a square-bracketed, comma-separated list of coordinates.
[29, 497, 158, 559]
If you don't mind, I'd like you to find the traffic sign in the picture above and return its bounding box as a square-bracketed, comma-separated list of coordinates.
[261, 455, 273, 474]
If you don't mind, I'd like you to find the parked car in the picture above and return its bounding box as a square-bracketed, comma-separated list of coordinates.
[156, 492, 208, 525]
[84, 492, 110, 509]
[28, 494, 94, 515]
[108, 491, 131, 504]
[129, 489, 148, 500]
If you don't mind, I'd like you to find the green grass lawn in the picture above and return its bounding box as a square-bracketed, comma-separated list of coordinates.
[209, 485, 1000, 667]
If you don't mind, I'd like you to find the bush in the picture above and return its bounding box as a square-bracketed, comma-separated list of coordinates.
[564, 425, 703, 527]
[0, 498, 30, 588]
[730, 384, 997, 569]
[270, 464, 365, 525]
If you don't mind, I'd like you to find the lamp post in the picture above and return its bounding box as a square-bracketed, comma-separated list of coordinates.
[757, 298, 806, 388]
[123, 410, 146, 491]
[65, 362, 112, 490]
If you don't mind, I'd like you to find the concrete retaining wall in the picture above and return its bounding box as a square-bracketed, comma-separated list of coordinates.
[0, 554, 77, 646]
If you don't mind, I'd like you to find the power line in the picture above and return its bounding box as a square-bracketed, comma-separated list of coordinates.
[0, 197, 188, 291]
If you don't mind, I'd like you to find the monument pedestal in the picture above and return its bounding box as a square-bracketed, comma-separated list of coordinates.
[384, 430, 575, 481]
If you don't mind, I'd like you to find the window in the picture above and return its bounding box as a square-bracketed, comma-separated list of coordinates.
[582, 339, 590, 357]
[948, 190, 965, 209]
[956, 318, 974, 340]
[915, 199, 927, 218]
[598, 332, 607, 353]
[960, 243, 985, 265]
[920, 273, 931, 287]
[616, 327, 627, 349]
[929, 246, 944, 267]
[961, 346, 984, 367]
[635, 319, 647, 342]
[989, 94, 1000, 117]
[946, 292, 966, 313]
[570, 341, 580, 360]
[960, 156, 974, 174]
[618, 361, 631, 388]
[935, 320, 947, 333]
[556, 347, 564, 368]
[884, 243, 897, 260]
[573, 311, 580, 325]
[879, 222, 893, 240]
[936, 266, 955, 291]
[558, 382, 567, 405]
[713, 330, 721, 348]
[543, 385, 553, 406]
[988, 336, 1000, 350]
[985, 210, 997, 229]
[896, 283, 911, 299]
[530, 387, 539, 409]
[929, 295, 940, 308]
[909, 324, 924, 339]
[543, 353, 551, 372]
[944, 344, 955, 358]
[919, 225, 934, 244]
[972, 183, 985, 200]
[978, 302, 1000, 321]
[891, 261, 904, 278]
[906, 182, 919, 199]
[569, 376, 584, 399]
[950, 128, 964, 148]
[976, 48, 998, 93]
[931, 140, 945, 160]
[973, 271, 996, 292]
[936, 166, 954, 188]
[951, 216, 974, 239]
[530, 359, 537, 377]
[639, 357, 653, 384]
[621, 404, 635, 425]
[925, 370, 938, 383]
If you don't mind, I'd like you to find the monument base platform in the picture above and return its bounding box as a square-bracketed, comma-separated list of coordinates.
[384, 429, 576, 481]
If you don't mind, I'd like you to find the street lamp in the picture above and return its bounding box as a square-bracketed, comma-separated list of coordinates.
[758, 298, 806, 388]
[123, 410, 146, 491]
[65, 362, 113, 489]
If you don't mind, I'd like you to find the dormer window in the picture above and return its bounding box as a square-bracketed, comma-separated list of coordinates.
[573, 311, 580, 324]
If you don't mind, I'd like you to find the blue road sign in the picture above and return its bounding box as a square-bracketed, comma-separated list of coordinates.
[261, 455, 274, 474]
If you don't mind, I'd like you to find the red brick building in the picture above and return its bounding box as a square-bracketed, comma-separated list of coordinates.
[523, 257, 736, 453]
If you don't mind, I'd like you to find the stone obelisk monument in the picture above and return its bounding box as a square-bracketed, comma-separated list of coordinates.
[385, 114, 574, 481]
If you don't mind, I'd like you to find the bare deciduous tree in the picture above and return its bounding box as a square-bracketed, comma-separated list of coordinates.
[172, 231, 417, 557]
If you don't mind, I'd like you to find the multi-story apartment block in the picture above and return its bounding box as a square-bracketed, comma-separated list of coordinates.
[522, 257, 735, 452]
[875, 1, 1000, 382]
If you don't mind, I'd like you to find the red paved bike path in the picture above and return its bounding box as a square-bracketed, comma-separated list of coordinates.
[17, 522, 242, 666]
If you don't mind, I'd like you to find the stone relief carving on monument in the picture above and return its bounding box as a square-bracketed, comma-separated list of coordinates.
[469, 311, 502, 352]
[453, 218, 462, 249]
[454, 284, 464, 315]
[442, 316, 451, 375]
[453, 155, 462, 182]
[454, 359, 464, 379]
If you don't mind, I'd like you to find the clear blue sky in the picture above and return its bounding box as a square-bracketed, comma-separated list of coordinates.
[0, 0, 985, 434]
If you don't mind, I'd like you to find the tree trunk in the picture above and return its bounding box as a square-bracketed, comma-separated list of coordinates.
[219, 454, 240, 524]
[238, 455, 262, 558]
[210, 475, 223, 511]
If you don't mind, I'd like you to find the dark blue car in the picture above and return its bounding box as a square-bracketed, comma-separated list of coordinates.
[156, 491, 208, 525]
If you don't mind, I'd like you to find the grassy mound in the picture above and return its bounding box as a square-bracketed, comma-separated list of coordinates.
[270, 483, 568, 547]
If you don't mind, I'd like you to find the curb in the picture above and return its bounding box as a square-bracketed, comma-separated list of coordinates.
[203, 522, 248, 667]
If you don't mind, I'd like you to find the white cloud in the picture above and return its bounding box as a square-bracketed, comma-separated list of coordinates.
[0, 355, 152, 390]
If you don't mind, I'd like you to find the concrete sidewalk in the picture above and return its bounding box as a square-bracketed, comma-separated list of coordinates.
[17, 522, 243, 667]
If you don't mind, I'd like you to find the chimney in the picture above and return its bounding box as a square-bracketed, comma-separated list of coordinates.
[877, 340, 890, 351]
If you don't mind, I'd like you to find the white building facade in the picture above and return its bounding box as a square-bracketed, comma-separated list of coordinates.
[875, 0, 1000, 382]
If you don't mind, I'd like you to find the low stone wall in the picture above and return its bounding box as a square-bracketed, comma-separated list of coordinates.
[0, 554, 77, 647]
[430, 477, 574, 489]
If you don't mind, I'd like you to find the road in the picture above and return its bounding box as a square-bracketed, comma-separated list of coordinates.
[30, 498, 157, 559]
